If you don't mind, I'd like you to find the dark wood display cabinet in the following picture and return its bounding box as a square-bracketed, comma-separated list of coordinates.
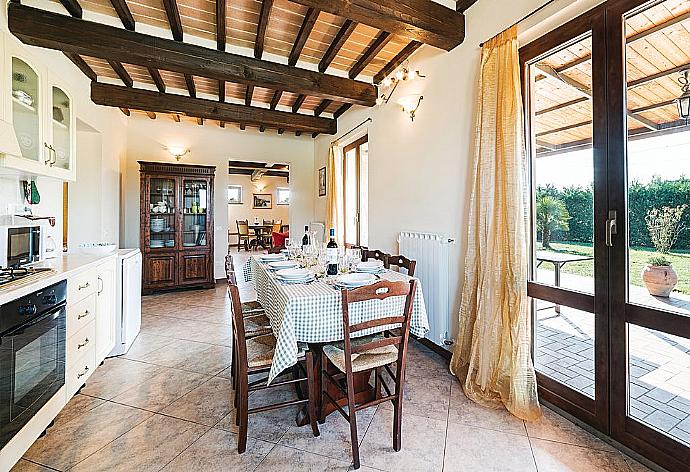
[139, 161, 216, 294]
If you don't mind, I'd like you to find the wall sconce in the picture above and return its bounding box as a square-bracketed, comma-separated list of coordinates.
[376, 62, 425, 106]
[167, 146, 189, 161]
[397, 94, 424, 122]
[254, 182, 266, 192]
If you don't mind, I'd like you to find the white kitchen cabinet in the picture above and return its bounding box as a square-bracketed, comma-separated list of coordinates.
[95, 259, 116, 365]
[0, 35, 76, 181]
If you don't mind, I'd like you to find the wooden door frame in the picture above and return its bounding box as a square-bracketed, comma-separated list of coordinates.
[342, 135, 368, 247]
[605, 0, 690, 470]
[519, 4, 610, 434]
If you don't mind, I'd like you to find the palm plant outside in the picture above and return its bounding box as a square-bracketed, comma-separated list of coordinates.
[536, 195, 570, 250]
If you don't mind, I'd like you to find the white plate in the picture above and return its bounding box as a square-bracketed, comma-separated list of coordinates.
[268, 260, 299, 270]
[335, 273, 377, 287]
[259, 254, 285, 262]
[357, 260, 383, 270]
[276, 274, 315, 284]
[276, 268, 313, 279]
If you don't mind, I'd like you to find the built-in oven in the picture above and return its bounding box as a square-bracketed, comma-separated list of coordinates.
[0, 280, 66, 449]
[0, 224, 44, 269]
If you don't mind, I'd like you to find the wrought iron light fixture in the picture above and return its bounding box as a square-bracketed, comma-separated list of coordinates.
[376, 63, 425, 106]
[677, 70, 690, 123]
[397, 94, 424, 122]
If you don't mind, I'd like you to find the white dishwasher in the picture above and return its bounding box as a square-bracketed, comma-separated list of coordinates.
[108, 248, 142, 357]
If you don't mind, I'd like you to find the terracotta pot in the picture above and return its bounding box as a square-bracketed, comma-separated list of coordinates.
[641, 264, 678, 298]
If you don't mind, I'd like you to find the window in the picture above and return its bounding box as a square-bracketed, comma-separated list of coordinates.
[276, 187, 290, 205]
[227, 185, 242, 204]
[342, 135, 368, 247]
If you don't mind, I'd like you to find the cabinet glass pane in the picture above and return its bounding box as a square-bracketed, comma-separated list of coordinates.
[11, 57, 40, 162]
[149, 178, 176, 249]
[51, 87, 71, 170]
[182, 180, 208, 248]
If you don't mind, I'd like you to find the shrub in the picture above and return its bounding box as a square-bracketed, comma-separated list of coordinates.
[647, 256, 672, 267]
[645, 205, 687, 254]
[536, 195, 570, 249]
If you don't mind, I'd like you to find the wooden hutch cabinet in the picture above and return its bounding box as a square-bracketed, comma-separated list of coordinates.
[139, 161, 216, 294]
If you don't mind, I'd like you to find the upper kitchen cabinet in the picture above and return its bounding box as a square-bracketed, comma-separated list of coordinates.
[0, 37, 76, 181]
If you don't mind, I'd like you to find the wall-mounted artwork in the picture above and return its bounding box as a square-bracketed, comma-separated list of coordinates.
[252, 193, 273, 209]
[318, 167, 326, 197]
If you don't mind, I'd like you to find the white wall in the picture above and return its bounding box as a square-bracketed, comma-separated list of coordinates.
[313, 0, 556, 345]
[122, 116, 314, 278]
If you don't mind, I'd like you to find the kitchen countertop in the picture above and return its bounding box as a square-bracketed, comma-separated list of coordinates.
[0, 251, 119, 305]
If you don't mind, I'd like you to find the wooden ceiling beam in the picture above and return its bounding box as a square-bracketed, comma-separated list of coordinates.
[162, 0, 183, 41]
[456, 0, 479, 12]
[148, 67, 166, 92]
[63, 52, 97, 81]
[109, 0, 135, 31]
[270, 90, 282, 110]
[59, 0, 82, 18]
[319, 19, 356, 73]
[228, 161, 289, 170]
[216, 0, 226, 51]
[289, 7, 319, 66]
[289, 0, 465, 51]
[91, 82, 337, 134]
[535, 97, 589, 116]
[245, 85, 254, 106]
[314, 99, 331, 116]
[173, 114, 180, 122]
[374, 41, 422, 84]
[218, 80, 225, 102]
[254, 0, 274, 59]
[197, 117, 204, 125]
[9, 4, 377, 106]
[349, 31, 392, 79]
[259, 125, 266, 132]
[108, 60, 133, 87]
[239, 123, 246, 131]
[184, 74, 196, 97]
[334, 103, 352, 118]
[220, 121, 225, 127]
[119, 107, 130, 116]
[292, 94, 306, 113]
[146, 111, 156, 119]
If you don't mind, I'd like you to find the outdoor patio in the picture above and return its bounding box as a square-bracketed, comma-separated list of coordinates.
[534, 269, 690, 447]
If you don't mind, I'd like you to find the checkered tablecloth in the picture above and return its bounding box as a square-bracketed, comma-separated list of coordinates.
[248, 257, 429, 383]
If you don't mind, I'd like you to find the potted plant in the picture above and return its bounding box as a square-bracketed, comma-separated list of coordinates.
[641, 205, 686, 297]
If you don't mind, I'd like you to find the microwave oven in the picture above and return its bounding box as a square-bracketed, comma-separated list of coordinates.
[0, 223, 45, 269]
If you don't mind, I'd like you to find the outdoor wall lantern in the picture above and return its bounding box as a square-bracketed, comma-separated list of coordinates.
[676, 70, 690, 123]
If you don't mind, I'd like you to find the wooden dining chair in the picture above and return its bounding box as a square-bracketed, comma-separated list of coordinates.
[362, 249, 390, 268]
[228, 283, 320, 453]
[320, 279, 417, 469]
[387, 255, 416, 277]
[237, 220, 253, 251]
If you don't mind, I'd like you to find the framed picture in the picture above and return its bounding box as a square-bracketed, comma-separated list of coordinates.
[318, 167, 326, 197]
[252, 193, 273, 209]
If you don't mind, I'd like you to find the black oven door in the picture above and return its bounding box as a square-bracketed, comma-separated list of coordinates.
[0, 305, 66, 448]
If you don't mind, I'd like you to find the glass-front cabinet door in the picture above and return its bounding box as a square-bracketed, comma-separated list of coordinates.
[50, 85, 72, 171]
[181, 179, 210, 248]
[10, 56, 41, 163]
[148, 177, 177, 250]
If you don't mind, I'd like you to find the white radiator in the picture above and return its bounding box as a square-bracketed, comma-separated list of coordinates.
[398, 231, 455, 348]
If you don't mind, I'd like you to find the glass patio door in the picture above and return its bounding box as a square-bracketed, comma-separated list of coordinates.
[521, 8, 610, 433]
[607, 1, 690, 470]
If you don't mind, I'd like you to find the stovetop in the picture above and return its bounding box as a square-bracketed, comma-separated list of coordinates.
[0, 267, 54, 287]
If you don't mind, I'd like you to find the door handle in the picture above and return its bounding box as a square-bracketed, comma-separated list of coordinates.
[606, 210, 617, 247]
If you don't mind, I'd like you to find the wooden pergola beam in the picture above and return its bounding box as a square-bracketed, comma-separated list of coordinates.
[109, 0, 135, 31]
[289, 7, 320, 66]
[91, 82, 337, 133]
[216, 0, 226, 51]
[319, 19, 356, 73]
[63, 52, 96, 81]
[374, 40, 422, 84]
[288, 0, 465, 51]
[9, 4, 377, 106]
[349, 31, 392, 79]
[148, 67, 166, 93]
[108, 60, 133, 87]
[59, 0, 82, 18]
[162, 0, 183, 41]
[254, 0, 274, 59]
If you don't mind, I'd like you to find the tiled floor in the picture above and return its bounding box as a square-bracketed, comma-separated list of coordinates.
[13, 259, 653, 471]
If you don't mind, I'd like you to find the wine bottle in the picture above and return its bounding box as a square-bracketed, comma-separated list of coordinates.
[326, 228, 338, 276]
[302, 225, 310, 249]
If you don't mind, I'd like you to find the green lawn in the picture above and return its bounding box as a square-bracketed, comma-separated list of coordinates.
[538, 241, 690, 295]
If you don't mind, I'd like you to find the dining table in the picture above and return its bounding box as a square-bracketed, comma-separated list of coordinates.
[245, 255, 429, 424]
[247, 224, 273, 249]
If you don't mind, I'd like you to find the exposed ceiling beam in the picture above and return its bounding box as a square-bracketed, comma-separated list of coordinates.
[289, 0, 465, 51]
[184, 74, 196, 97]
[219, 121, 225, 127]
[295, 131, 302, 136]
[9, 4, 377, 106]
[629, 99, 675, 115]
[334, 103, 352, 118]
[319, 19, 356, 73]
[108, 60, 133, 87]
[239, 123, 246, 130]
[292, 94, 306, 113]
[245, 85, 254, 106]
[119, 107, 130, 116]
[536, 119, 592, 138]
[146, 111, 156, 119]
[59, 0, 82, 18]
[172, 114, 180, 122]
[109, 0, 135, 31]
[63, 52, 97, 81]
[228, 168, 289, 177]
[349, 31, 391, 79]
[218, 80, 225, 102]
[456, 0, 479, 12]
[628, 63, 689, 89]
[148, 67, 166, 93]
[535, 97, 589, 116]
[270, 90, 282, 110]
[216, 0, 226, 51]
[374, 40, 422, 84]
[314, 99, 331, 117]
[254, 0, 274, 59]
[228, 161, 289, 170]
[289, 7, 319, 66]
[278, 128, 284, 134]
[91, 82, 337, 134]
[162, 0, 183, 41]
[197, 117, 204, 125]
[259, 126, 266, 133]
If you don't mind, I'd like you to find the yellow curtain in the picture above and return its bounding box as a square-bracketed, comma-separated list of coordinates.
[449, 26, 541, 421]
[325, 143, 344, 245]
